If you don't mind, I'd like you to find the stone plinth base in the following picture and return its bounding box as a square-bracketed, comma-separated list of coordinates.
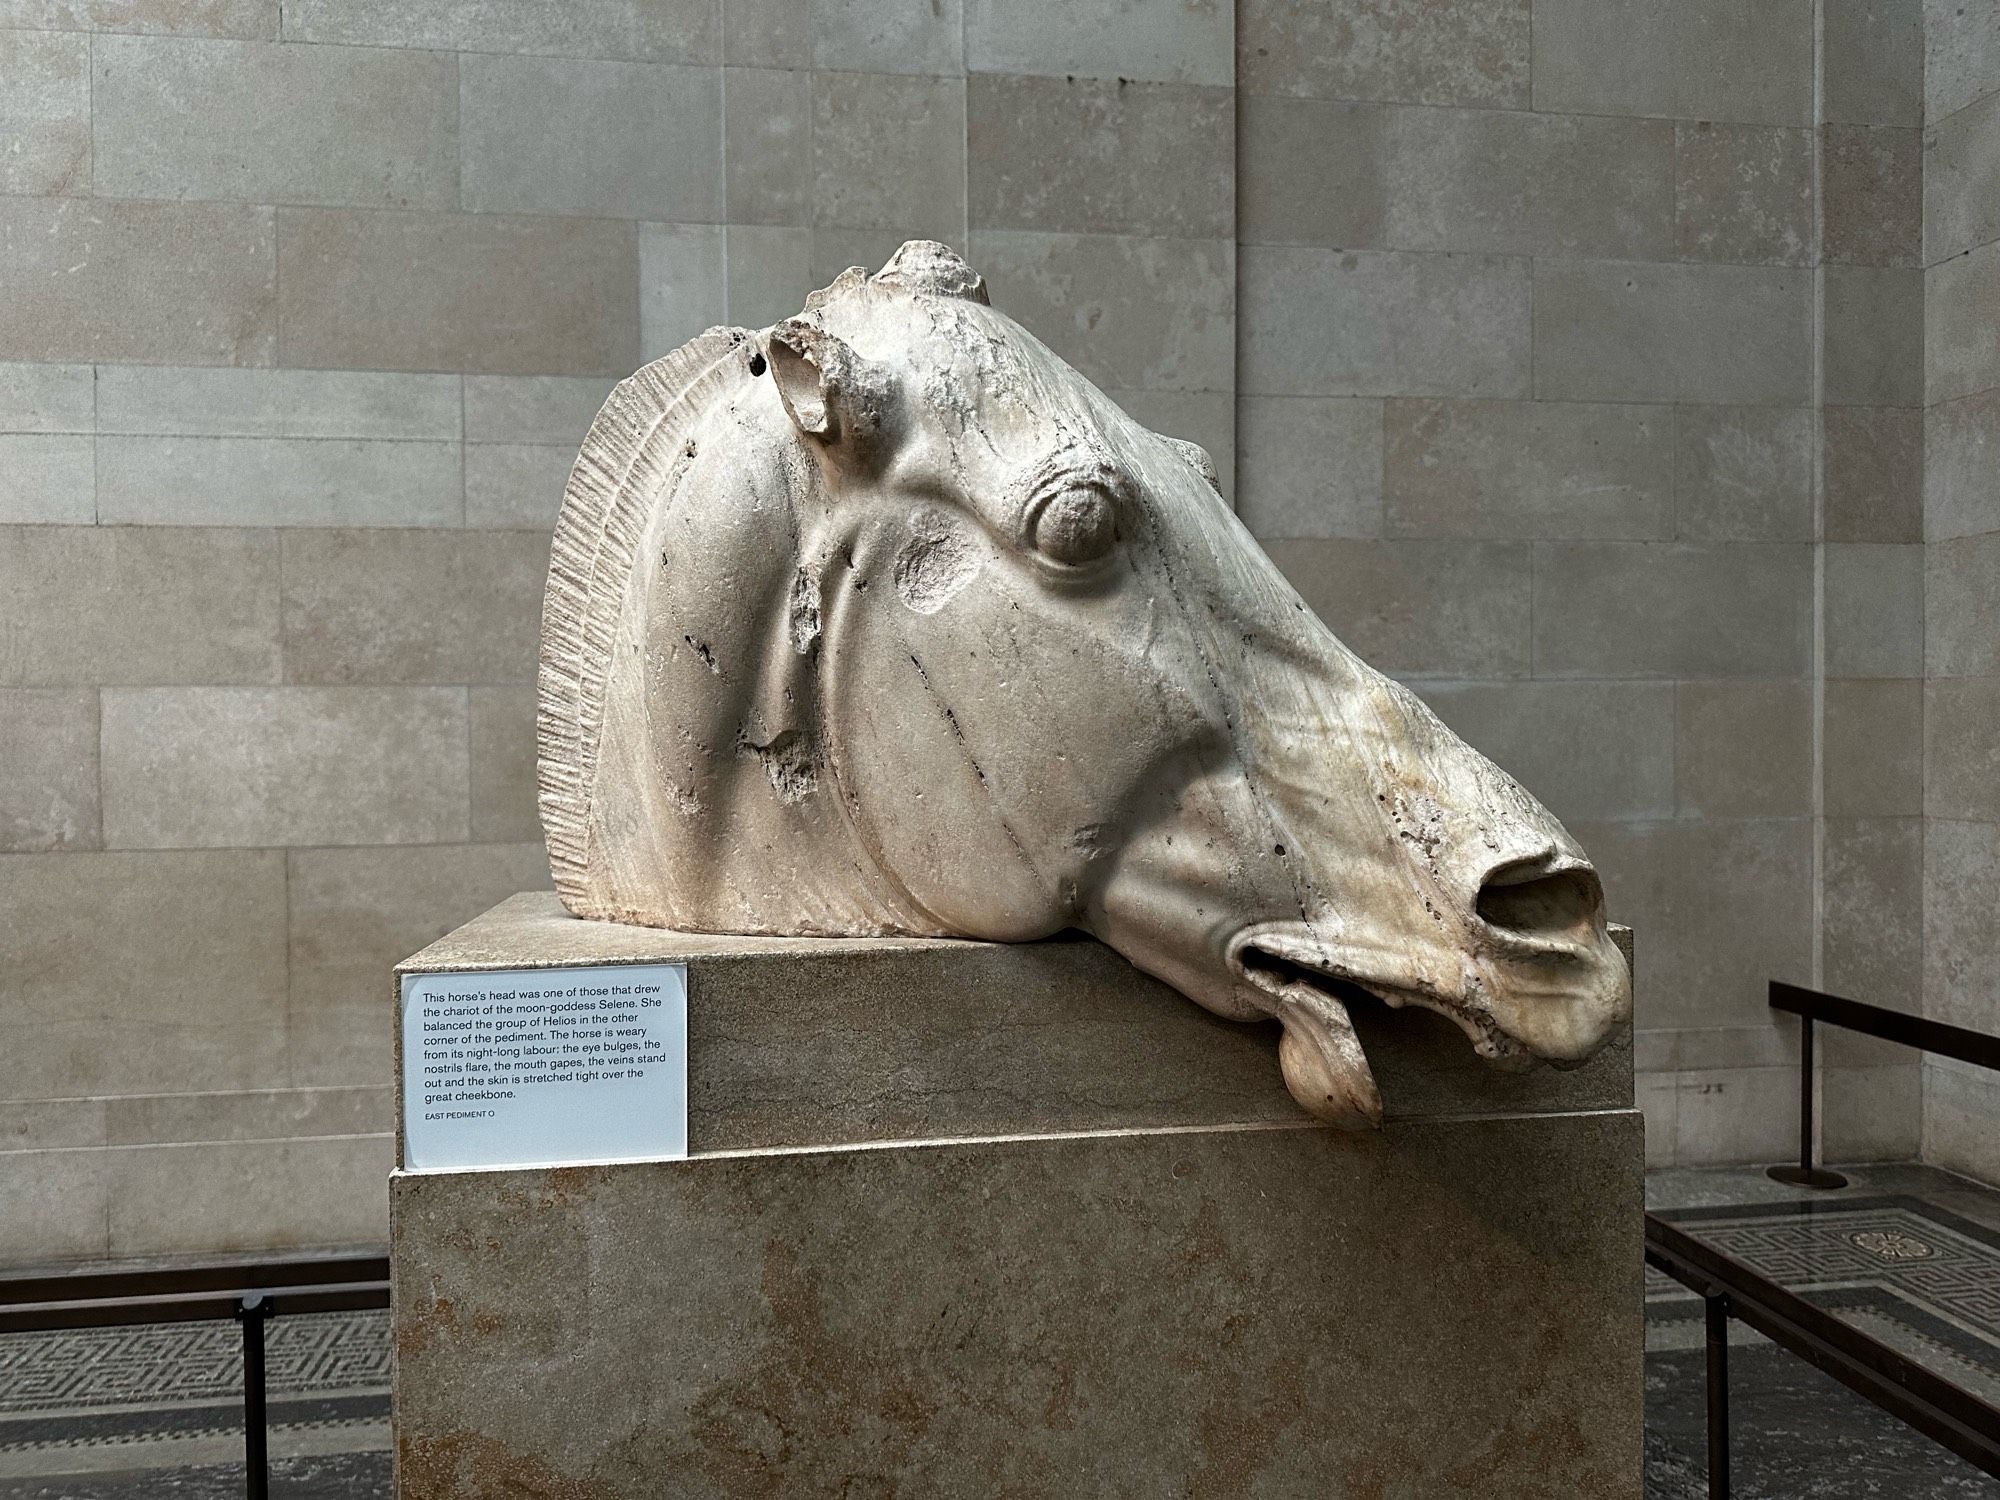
[392, 894, 1641, 1498]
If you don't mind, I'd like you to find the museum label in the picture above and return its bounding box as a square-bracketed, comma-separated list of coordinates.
[400, 962, 688, 1172]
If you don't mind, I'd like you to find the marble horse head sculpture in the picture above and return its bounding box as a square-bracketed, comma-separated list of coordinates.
[538, 240, 1630, 1128]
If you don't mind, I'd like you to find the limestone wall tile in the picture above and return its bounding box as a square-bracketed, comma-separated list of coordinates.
[281, 0, 719, 65]
[1926, 532, 2000, 678]
[1824, 264, 1925, 406]
[971, 230, 1233, 393]
[286, 842, 551, 1086]
[1673, 123, 1814, 267]
[1925, 1059, 2000, 1183]
[723, 66, 808, 226]
[103, 1084, 391, 1145]
[97, 364, 461, 440]
[0, 363, 93, 433]
[1265, 538, 1531, 678]
[0, 525, 281, 685]
[0, 1149, 110, 1263]
[105, 1133, 392, 1255]
[1382, 398, 1673, 540]
[1672, 405, 1814, 543]
[1824, 404, 1922, 543]
[0, 688, 99, 851]
[1235, 396, 1382, 539]
[1533, 0, 1811, 125]
[1924, 819, 2000, 1032]
[465, 443, 573, 528]
[811, 72, 965, 241]
[1415, 680, 1675, 824]
[1673, 680, 1813, 819]
[1569, 817, 1812, 1032]
[1926, 677, 2000, 821]
[92, 35, 457, 210]
[0, 1099, 107, 1152]
[1823, 819, 1925, 1014]
[97, 435, 463, 527]
[1533, 260, 1811, 405]
[806, 227, 910, 286]
[1532, 542, 1812, 679]
[722, 0, 806, 68]
[815, 0, 962, 76]
[967, 75, 1231, 240]
[1824, 678, 1924, 818]
[461, 54, 721, 222]
[1925, 0, 2000, 123]
[1823, 125, 1922, 267]
[0, 434, 94, 524]
[1925, 238, 2000, 404]
[1672, 1066, 1800, 1164]
[279, 529, 545, 684]
[275, 207, 638, 375]
[966, 0, 1229, 86]
[1926, 390, 2000, 542]
[0, 848, 288, 1099]
[638, 221, 727, 362]
[1639, 1073, 1679, 1166]
[1238, 0, 1528, 110]
[0, 0, 275, 38]
[0, 31, 89, 196]
[0, 199, 276, 365]
[1387, 108, 1674, 260]
[1824, 0, 1924, 126]
[469, 685, 539, 842]
[1236, 96, 1388, 249]
[1825, 542, 1925, 678]
[1241, 246, 1531, 399]
[1927, 90, 2000, 267]
[723, 224, 815, 327]
[100, 685, 469, 847]
[462, 375, 615, 447]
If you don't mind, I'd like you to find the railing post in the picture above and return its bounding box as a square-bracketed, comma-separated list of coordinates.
[236, 1293, 271, 1500]
[1706, 1291, 1730, 1500]
[1767, 1014, 1848, 1189]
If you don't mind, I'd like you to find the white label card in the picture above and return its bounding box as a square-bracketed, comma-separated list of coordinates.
[400, 962, 688, 1172]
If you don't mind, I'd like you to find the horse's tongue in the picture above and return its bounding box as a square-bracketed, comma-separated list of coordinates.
[1276, 987, 1383, 1130]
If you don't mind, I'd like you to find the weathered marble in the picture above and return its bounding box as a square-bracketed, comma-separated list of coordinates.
[538, 240, 1631, 1128]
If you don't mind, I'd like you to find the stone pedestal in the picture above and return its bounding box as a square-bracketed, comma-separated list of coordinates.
[392, 893, 1641, 1498]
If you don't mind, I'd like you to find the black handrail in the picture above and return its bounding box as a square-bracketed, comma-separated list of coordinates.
[1768, 981, 2000, 1191]
[1647, 1213, 2000, 1498]
[0, 1254, 391, 1500]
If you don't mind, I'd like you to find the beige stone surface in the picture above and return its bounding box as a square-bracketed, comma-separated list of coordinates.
[537, 245, 1628, 1128]
[393, 1112, 1642, 1498]
[1824, 678, 1924, 818]
[1270, 537, 1533, 677]
[0, 0, 275, 37]
[1824, 124, 1923, 267]
[0, 30, 90, 196]
[1824, 403, 1922, 544]
[1673, 122, 1813, 267]
[0, 433, 94, 524]
[1673, 681, 1812, 819]
[0, 688, 99, 851]
[809, 73, 966, 241]
[1235, 395, 1383, 539]
[1239, 0, 1530, 109]
[274, 207, 639, 375]
[280, 0, 719, 63]
[1673, 405, 1814, 542]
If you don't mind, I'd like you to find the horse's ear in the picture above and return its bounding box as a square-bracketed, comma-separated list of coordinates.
[763, 319, 885, 451]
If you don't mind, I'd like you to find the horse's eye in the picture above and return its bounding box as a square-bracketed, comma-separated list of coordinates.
[1029, 487, 1120, 567]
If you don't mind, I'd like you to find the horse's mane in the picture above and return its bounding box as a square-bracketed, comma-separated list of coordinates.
[537, 325, 753, 908]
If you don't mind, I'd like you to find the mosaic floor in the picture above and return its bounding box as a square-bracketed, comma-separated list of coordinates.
[0, 1166, 1994, 1498]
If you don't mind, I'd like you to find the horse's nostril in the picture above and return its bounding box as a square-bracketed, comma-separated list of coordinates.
[1474, 862, 1603, 941]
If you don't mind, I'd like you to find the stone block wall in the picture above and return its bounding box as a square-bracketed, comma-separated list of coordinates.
[1239, 0, 1930, 1170]
[0, 0, 1235, 1264]
[1922, 1, 2000, 1179]
[0, 0, 1970, 1263]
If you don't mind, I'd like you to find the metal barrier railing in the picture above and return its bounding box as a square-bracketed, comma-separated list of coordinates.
[1767, 979, 2000, 1189]
[1646, 1212, 2000, 1498]
[0, 1254, 390, 1500]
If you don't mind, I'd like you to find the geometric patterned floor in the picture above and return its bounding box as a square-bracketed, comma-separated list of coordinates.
[1648, 1195, 2000, 1402]
[0, 1311, 387, 1486]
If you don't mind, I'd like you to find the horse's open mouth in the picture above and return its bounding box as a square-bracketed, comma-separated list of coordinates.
[1230, 932, 1531, 1129]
